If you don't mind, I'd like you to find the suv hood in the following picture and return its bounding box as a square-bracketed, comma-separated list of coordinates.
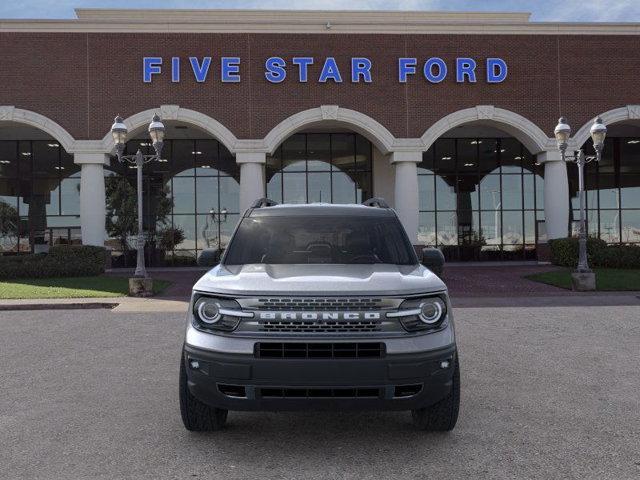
[193, 264, 447, 297]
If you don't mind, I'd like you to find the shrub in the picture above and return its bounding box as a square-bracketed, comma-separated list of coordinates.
[157, 227, 185, 252]
[549, 237, 640, 269]
[0, 245, 107, 280]
[166, 252, 197, 267]
[549, 237, 607, 267]
[594, 245, 640, 269]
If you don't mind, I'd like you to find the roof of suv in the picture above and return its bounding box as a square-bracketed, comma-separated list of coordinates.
[248, 203, 396, 217]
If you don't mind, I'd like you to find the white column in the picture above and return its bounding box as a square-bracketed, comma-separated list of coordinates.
[538, 151, 569, 240]
[75, 153, 109, 246]
[372, 146, 395, 205]
[391, 150, 422, 244]
[237, 152, 266, 213]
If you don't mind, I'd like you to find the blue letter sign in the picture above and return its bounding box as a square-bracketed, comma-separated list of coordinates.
[423, 57, 447, 83]
[486, 58, 508, 83]
[143, 57, 162, 83]
[456, 58, 477, 83]
[351, 58, 372, 83]
[292, 57, 314, 82]
[143, 55, 508, 84]
[189, 57, 212, 83]
[171, 57, 180, 83]
[319, 57, 343, 83]
[265, 57, 287, 83]
[398, 58, 417, 83]
[221, 57, 241, 82]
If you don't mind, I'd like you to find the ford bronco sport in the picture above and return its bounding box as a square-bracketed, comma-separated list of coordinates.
[179, 198, 459, 431]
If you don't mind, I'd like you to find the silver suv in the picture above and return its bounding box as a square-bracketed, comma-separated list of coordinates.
[179, 198, 459, 431]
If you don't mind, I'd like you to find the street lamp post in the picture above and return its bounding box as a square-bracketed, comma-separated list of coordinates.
[214, 207, 228, 259]
[111, 114, 165, 295]
[216, 207, 229, 224]
[203, 207, 228, 248]
[553, 116, 607, 290]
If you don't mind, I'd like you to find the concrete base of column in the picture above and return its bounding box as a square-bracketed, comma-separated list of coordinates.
[571, 271, 596, 291]
[129, 277, 154, 297]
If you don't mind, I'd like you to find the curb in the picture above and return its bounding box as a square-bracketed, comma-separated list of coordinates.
[0, 302, 119, 311]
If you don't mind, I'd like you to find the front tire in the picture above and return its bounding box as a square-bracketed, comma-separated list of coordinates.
[411, 355, 460, 431]
[179, 356, 228, 431]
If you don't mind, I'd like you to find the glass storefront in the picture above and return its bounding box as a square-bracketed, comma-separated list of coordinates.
[0, 140, 81, 253]
[418, 137, 544, 261]
[571, 137, 640, 244]
[266, 133, 373, 204]
[107, 138, 239, 266]
[5, 131, 636, 266]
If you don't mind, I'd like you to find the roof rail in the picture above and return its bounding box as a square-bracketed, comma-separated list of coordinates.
[362, 197, 390, 208]
[251, 198, 279, 208]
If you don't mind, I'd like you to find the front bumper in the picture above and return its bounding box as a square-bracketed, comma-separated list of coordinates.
[182, 338, 457, 412]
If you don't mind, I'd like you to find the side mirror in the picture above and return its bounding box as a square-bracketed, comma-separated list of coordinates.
[421, 247, 445, 277]
[197, 248, 222, 267]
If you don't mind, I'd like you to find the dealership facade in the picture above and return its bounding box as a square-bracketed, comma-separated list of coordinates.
[0, 9, 639, 265]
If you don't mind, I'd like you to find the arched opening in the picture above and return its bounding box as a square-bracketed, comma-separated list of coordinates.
[102, 106, 238, 156]
[418, 123, 545, 261]
[571, 120, 640, 244]
[0, 122, 80, 254]
[263, 107, 396, 207]
[106, 121, 239, 267]
[265, 129, 374, 204]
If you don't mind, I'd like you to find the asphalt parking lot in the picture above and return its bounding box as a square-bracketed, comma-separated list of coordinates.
[2, 305, 639, 479]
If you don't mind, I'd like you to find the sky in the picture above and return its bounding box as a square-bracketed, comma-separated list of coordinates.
[0, 0, 639, 22]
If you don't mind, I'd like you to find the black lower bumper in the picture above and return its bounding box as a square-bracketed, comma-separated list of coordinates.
[183, 343, 457, 411]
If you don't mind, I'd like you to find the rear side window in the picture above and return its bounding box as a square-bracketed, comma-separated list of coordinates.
[223, 215, 417, 265]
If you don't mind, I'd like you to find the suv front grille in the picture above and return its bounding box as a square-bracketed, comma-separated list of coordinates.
[260, 387, 381, 398]
[256, 298, 384, 311]
[255, 342, 385, 359]
[259, 319, 382, 333]
[234, 297, 406, 336]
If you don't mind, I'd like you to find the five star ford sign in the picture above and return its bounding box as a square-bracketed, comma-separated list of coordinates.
[142, 56, 508, 84]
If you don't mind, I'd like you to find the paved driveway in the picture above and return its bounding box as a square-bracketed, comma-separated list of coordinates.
[2, 306, 639, 479]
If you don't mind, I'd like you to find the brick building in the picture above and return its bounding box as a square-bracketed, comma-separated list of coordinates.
[0, 9, 639, 265]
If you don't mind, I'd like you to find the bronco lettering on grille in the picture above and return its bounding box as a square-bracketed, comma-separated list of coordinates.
[258, 312, 381, 320]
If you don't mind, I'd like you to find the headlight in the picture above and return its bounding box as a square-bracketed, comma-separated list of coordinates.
[196, 298, 222, 324]
[418, 298, 445, 325]
[192, 295, 245, 331]
[387, 295, 448, 332]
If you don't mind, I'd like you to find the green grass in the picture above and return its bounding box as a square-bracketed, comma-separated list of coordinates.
[0, 276, 172, 299]
[526, 268, 640, 291]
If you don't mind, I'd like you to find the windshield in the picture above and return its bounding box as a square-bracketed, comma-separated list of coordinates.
[223, 215, 417, 265]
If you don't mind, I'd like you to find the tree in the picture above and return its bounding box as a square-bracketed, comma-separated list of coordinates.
[157, 226, 186, 251]
[105, 176, 173, 251]
[0, 200, 19, 251]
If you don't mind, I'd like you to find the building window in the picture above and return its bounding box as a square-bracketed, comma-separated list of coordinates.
[570, 137, 640, 244]
[418, 137, 544, 261]
[266, 133, 373, 204]
[0, 140, 80, 254]
[107, 138, 238, 267]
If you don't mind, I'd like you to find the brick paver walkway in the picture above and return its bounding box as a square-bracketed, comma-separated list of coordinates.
[113, 264, 568, 300]
[442, 265, 566, 297]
